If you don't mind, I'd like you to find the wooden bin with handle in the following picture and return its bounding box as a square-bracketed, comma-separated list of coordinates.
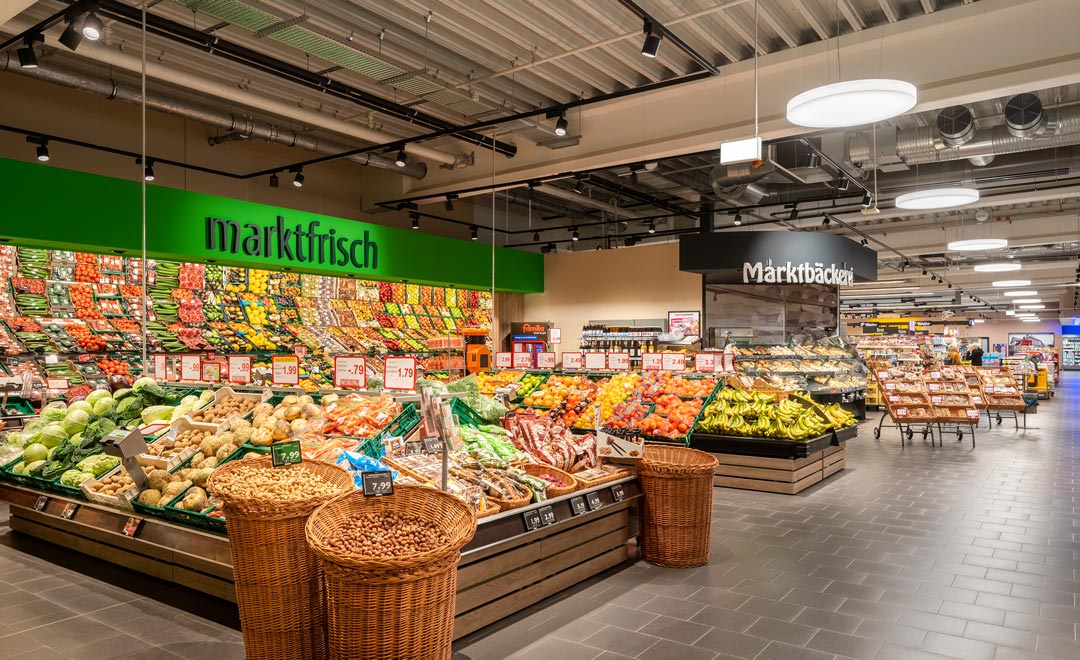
[638, 445, 719, 568]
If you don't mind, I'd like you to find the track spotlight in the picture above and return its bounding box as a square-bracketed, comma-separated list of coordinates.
[292, 168, 304, 187]
[641, 21, 662, 58]
[647, 221, 655, 234]
[269, 173, 279, 188]
[733, 213, 742, 226]
[540, 244, 550, 254]
[860, 238, 868, 246]
[571, 229, 580, 242]
[533, 232, 540, 242]
[144, 160, 155, 181]
[548, 242, 557, 253]
[59, 17, 83, 51]
[470, 226, 479, 241]
[922, 268, 927, 276]
[444, 194, 456, 212]
[573, 179, 585, 194]
[822, 217, 830, 226]
[948, 282, 953, 289]
[554, 114, 568, 137]
[904, 260, 911, 269]
[807, 153, 820, 169]
[81, 13, 103, 41]
[17, 34, 40, 68]
[626, 237, 637, 247]
[788, 206, 799, 221]
[409, 212, 420, 230]
[34, 140, 49, 162]
[861, 190, 874, 207]
[395, 149, 407, 167]
[838, 177, 850, 192]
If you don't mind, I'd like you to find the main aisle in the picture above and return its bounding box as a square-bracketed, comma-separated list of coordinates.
[0, 377, 1076, 660]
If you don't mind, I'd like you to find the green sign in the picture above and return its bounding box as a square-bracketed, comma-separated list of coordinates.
[271, 440, 303, 467]
[0, 158, 543, 293]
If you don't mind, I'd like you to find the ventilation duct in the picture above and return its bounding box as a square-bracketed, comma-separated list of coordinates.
[712, 182, 768, 207]
[936, 106, 976, 147]
[1004, 93, 1054, 138]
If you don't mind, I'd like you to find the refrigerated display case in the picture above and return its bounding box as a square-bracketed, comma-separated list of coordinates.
[1063, 335, 1080, 371]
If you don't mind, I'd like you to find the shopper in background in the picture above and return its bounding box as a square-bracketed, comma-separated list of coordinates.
[947, 344, 963, 365]
[967, 343, 984, 367]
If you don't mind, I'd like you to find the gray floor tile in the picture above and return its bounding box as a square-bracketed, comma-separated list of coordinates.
[962, 621, 1037, 650]
[921, 631, 997, 660]
[516, 637, 603, 660]
[582, 626, 660, 656]
[638, 595, 707, 620]
[807, 629, 883, 660]
[638, 615, 712, 645]
[795, 606, 863, 634]
[639, 639, 719, 660]
[736, 596, 803, 621]
[756, 640, 836, 660]
[694, 627, 770, 659]
[853, 619, 928, 647]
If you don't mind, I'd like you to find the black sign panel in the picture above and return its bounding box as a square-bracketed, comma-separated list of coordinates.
[538, 505, 556, 526]
[361, 471, 394, 497]
[611, 484, 626, 502]
[522, 508, 542, 531]
[422, 437, 443, 454]
[569, 496, 587, 516]
[404, 439, 423, 456]
[586, 491, 602, 511]
[679, 232, 878, 284]
[33, 495, 49, 511]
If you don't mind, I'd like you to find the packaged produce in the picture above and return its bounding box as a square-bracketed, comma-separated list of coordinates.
[320, 394, 402, 438]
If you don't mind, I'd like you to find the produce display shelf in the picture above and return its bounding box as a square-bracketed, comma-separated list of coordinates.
[690, 432, 838, 459]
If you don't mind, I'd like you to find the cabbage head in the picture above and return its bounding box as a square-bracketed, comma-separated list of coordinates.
[39, 423, 69, 449]
[68, 400, 93, 416]
[41, 402, 68, 422]
[86, 389, 112, 406]
[92, 397, 116, 416]
[62, 409, 90, 436]
[60, 470, 94, 487]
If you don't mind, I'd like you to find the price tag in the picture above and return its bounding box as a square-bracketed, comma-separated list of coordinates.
[271, 439, 303, 467]
[422, 436, 444, 454]
[895, 408, 909, 417]
[44, 354, 59, 364]
[334, 356, 367, 389]
[272, 356, 300, 386]
[404, 439, 423, 456]
[611, 484, 626, 502]
[984, 385, 994, 393]
[586, 491, 602, 510]
[884, 383, 896, 390]
[228, 355, 252, 384]
[972, 396, 983, 404]
[888, 395, 900, 403]
[522, 508, 542, 531]
[293, 345, 308, 358]
[201, 362, 221, 383]
[180, 355, 201, 381]
[494, 352, 512, 369]
[931, 395, 943, 404]
[512, 352, 533, 369]
[31, 495, 50, 512]
[549, 328, 562, 344]
[77, 353, 94, 363]
[361, 471, 394, 497]
[536, 352, 556, 370]
[584, 352, 607, 370]
[966, 409, 980, 418]
[538, 505, 556, 526]
[562, 352, 583, 370]
[695, 353, 717, 372]
[642, 353, 663, 370]
[662, 353, 686, 371]
[930, 371, 941, 379]
[384, 356, 417, 390]
[122, 516, 142, 538]
[60, 502, 78, 520]
[569, 496, 587, 516]
[928, 383, 941, 392]
[46, 378, 70, 390]
[607, 353, 630, 370]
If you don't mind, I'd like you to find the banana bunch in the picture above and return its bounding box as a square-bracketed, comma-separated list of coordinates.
[697, 390, 841, 440]
[822, 403, 857, 429]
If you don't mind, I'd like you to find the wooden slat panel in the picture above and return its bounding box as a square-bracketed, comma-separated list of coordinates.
[710, 453, 820, 470]
[822, 445, 843, 457]
[822, 449, 845, 469]
[458, 538, 542, 589]
[714, 459, 822, 483]
[822, 458, 846, 478]
[715, 469, 823, 494]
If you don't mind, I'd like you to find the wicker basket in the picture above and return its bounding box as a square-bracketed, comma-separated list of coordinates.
[524, 463, 578, 498]
[638, 445, 718, 568]
[489, 487, 532, 512]
[305, 485, 477, 660]
[206, 457, 352, 660]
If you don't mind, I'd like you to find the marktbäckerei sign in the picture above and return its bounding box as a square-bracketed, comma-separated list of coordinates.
[679, 231, 877, 284]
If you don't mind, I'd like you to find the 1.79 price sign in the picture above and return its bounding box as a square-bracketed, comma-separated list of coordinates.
[384, 356, 417, 390]
[334, 356, 367, 389]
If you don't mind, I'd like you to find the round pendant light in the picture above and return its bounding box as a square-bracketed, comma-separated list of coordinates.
[973, 262, 1021, 272]
[992, 279, 1030, 287]
[950, 238, 1006, 251]
[1003, 290, 1037, 296]
[786, 79, 917, 128]
[899, 188, 981, 211]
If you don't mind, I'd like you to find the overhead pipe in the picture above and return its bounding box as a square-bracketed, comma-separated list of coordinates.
[538, 184, 650, 219]
[0, 55, 428, 178]
[3, 17, 461, 167]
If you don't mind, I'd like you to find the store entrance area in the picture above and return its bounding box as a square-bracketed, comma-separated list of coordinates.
[0, 377, 1071, 660]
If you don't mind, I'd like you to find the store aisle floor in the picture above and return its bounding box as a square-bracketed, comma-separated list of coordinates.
[0, 377, 1074, 660]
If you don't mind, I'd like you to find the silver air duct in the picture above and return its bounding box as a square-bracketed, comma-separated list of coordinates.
[1004, 93, 1053, 138]
[936, 105, 976, 147]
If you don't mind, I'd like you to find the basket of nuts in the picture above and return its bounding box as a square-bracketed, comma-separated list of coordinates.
[206, 457, 352, 660]
[305, 485, 477, 660]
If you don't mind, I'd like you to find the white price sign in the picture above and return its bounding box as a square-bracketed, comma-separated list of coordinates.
[201, 362, 221, 383]
[384, 356, 417, 390]
[584, 352, 607, 370]
[884, 382, 896, 390]
[494, 352, 512, 369]
[895, 407, 909, 417]
[334, 356, 367, 389]
[153, 354, 167, 380]
[607, 353, 630, 371]
[513, 352, 534, 369]
[46, 378, 69, 390]
[562, 352, 582, 370]
[662, 353, 686, 371]
[642, 353, 663, 370]
[272, 356, 300, 386]
[966, 409, 980, 418]
[695, 353, 717, 372]
[549, 328, 562, 344]
[228, 355, 252, 384]
[536, 352, 556, 370]
[180, 355, 201, 381]
[928, 383, 941, 392]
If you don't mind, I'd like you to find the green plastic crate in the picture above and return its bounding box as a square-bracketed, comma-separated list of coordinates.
[449, 397, 488, 428]
[371, 402, 421, 443]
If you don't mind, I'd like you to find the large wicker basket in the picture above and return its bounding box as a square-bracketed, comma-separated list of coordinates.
[206, 457, 352, 660]
[305, 485, 478, 660]
[638, 445, 718, 568]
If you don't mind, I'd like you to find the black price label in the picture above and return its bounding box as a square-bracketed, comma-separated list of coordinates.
[60, 503, 78, 520]
[33, 495, 49, 512]
[404, 439, 423, 456]
[611, 484, 626, 502]
[586, 491, 602, 511]
[422, 437, 443, 454]
[361, 471, 394, 497]
[569, 496, 587, 516]
[5, 357, 17, 366]
[271, 440, 303, 467]
[122, 517, 142, 538]
[538, 505, 556, 526]
[522, 508, 542, 531]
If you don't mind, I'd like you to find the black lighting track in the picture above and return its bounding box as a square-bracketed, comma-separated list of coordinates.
[87, 0, 517, 157]
[615, 0, 723, 75]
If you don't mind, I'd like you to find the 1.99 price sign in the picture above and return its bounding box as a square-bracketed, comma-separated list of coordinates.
[384, 356, 417, 391]
[272, 356, 300, 386]
[334, 356, 367, 389]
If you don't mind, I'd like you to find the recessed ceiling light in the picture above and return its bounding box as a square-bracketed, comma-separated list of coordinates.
[1018, 304, 1045, 309]
[898, 188, 981, 211]
[947, 237, 1006, 251]
[1005, 311, 1016, 316]
[992, 280, 1030, 287]
[786, 79, 917, 128]
[1021, 318, 1041, 322]
[1012, 299, 1041, 304]
[1003, 290, 1037, 296]
[974, 263, 1022, 272]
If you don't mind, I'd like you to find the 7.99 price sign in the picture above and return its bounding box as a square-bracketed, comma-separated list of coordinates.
[384, 356, 417, 391]
[334, 356, 367, 389]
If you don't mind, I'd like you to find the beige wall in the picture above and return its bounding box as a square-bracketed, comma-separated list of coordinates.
[968, 319, 1063, 350]
[521, 242, 701, 353]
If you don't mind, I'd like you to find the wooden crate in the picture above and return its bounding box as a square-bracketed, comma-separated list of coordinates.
[712, 442, 846, 495]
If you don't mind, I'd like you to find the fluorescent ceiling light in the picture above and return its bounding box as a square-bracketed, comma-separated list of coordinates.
[849, 278, 909, 286]
[992, 280, 1031, 287]
[972, 319, 985, 323]
[719, 136, 762, 165]
[1012, 299, 1041, 304]
[898, 188, 981, 211]
[946, 237, 1005, 251]
[974, 263, 1022, 272]
[1005, 311, 1016, 316]
[786, 79, 917, 128]
[1003, 290, 1037, 296]
[1022, 318, 1041, 322]
[1018, 304, 1046, 309]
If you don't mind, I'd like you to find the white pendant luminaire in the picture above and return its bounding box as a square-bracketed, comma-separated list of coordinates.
[946, 237, 1005, 251]
[973, 262, 1022, 272]
[992, 280, 1030, 287]
[720, 136, 763, 165]
[786, 79, 917, 128]
[899, 188, 981, 211]
[1003, 290, 1037, 296]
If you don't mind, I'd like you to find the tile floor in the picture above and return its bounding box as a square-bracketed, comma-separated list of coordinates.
[0, 375, 1076, 660]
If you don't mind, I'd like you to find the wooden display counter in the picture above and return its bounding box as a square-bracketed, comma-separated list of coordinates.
[0, 477, 640, 640]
